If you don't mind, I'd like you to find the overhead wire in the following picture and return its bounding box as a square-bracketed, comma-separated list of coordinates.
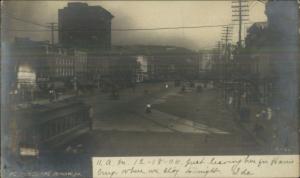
[6, 22, 265, 32]
[5, 12, 50, 29]
[4, 8, 266, 32]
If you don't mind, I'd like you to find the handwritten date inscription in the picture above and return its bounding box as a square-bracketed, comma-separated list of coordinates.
[92, 155, 299, 178]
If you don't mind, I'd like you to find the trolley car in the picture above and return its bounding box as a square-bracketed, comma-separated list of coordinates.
[13, 99, 92, 157]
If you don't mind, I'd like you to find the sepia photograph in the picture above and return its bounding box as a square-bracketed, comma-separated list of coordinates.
[1, 0, 299, 177]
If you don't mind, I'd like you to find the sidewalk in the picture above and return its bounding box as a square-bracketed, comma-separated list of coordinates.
[230, 102, 278, 148]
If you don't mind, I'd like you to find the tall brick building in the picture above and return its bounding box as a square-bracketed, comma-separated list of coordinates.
[58, 2, 113, 49]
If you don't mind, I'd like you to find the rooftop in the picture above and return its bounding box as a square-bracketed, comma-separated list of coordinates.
[88, 45, 197, 56]
[61, 2, 114, 19]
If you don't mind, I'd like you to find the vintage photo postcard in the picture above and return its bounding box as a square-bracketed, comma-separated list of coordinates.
[1, 0, 300, 178]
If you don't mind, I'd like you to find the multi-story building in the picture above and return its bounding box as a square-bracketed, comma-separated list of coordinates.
[86, 45, 198, 90]
[197, 50, 215, 75]
[11, 38, 50, 91]
[10, 38, 88, 96]
[58, 2, 114, 49]
[136, 55, 149, 82]
[73, 50, 88, 84]
[48, 48, 74, 81]
[87, 51, 137, 89]
[128, 46, 198, 82]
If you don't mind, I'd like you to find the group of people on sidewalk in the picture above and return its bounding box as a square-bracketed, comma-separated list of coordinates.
[238, 101, 296, 153]
[223, 87, 299, 152]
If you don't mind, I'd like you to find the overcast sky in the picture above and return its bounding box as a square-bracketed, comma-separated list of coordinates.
[4, 1, 267, 50]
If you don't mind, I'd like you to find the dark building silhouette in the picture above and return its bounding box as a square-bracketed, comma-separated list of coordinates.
[58, 2, 113, 49]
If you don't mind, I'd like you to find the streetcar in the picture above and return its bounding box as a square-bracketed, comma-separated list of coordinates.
[12, 98, 92, 157]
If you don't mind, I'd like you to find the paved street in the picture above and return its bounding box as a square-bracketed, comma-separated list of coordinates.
[6, 83, 279, 178]
[57, 82, 266, 156]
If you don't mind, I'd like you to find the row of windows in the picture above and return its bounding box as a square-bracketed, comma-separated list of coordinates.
[56, 59, 74, 66]
[41, 113, 86, 141]
[55, 68, 74, 77]
[54, 61, 87, 68]
[76, 58, 87, 64]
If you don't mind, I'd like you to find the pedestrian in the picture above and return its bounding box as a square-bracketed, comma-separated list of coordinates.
[144, 89, 149, 95]
[239, 107, 249, 122]
[145, 104, 152, 113]
[89, 107, 94, 131]
[253, 122, 264, 138]
[165, 84, 169, 89]
[260, 110, 267, 120]
[267, 107, 272, 120]
[271, 126, 279, 149]
[196, 85, 202, 93]
[181, 85, 186, 93]
[228, 96, 233, 105]
[281, 121, 290, 152]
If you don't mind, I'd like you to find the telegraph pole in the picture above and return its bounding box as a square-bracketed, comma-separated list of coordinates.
[221, 25, 233, 81]
[232, 0, 249, 48]
[47, 22, 57, 45]
[221, 25, 233, 58]
[221, 25, 233, 104]
[232, 0, 249, 111]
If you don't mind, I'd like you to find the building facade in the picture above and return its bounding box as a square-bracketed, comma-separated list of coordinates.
[58, 2, 114, 49]
[136, 55, 149, 82]
[10, 38, 88, 98]
[87, 52, 137, 90]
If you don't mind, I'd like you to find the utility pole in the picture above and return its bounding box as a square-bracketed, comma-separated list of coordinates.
[214, 41, 222, 78]
[232, 0, 249, 112]
[215, 41, 222, 58]
[221, 25, 233, 104]
[232, 0, 249, 48]
[221, 25, 233, 58]
[221, 25, 233, 78]
[47, 22, 57, 45]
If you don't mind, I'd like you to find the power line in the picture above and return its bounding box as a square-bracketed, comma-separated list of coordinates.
[7, 21, 264, 32]
[4, 13, 227, 32]
[5, 12, 49, 29]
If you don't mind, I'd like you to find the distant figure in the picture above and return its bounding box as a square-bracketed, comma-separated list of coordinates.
[144, 89, 148, 94]
[89, 107, 94, 130]
[228, 96, 233, 105]
[253, 122, 264, 138]
[240, 107, 250, 122]
[181, 86, 186, 93]
[49, 89, 57, 101]
[196, 85, 202, 93]
[190, 82, 195, 88]
[132, 83, 136, 92]
[110, 86, 120, 100]
[267, 107, 273, 120]
[165, 84, 169, 89]
[145, 104, 152, 113]
[174, 80, 180, 87]
[260, 110, 267, 120]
